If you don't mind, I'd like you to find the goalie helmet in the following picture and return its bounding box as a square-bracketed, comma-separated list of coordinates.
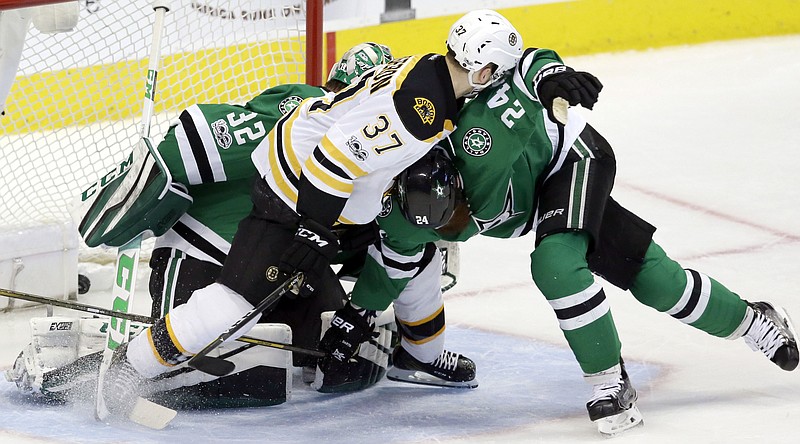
[446, 9, 522, 92]
[397, 146, 464, 229]
[327, 42, 393, 85]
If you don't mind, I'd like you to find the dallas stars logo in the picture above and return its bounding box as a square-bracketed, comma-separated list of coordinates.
[462, 127, 492, 157]
[278, 95, 303, 115]
[434, 182, 446, 199]
[472, 179, 522, 232]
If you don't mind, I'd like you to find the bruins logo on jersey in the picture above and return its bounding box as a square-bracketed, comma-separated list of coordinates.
[413, 97, 435, 125]
[462, 127, 492, 157]
[278, 95, 303, 115]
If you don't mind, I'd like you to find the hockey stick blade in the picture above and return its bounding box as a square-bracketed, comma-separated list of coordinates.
[128, 397, 177, 430]
[186, 355, 236, 377]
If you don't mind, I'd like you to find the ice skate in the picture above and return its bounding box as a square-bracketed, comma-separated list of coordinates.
[386, 346, 478, 388]
[585, 359, 643, 437]
[743, 301, 799, 371]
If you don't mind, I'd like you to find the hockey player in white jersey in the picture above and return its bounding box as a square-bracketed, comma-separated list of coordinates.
[92, 10, 522, 418]
[8, 42, 398, 408]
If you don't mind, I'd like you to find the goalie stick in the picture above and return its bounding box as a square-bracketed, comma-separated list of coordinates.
[0, 287, 325, 358]
[95, 0, 175, 429]
[187, 273, 304, 377]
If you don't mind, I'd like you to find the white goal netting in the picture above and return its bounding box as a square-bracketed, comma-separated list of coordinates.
[1, 0, 312, 268]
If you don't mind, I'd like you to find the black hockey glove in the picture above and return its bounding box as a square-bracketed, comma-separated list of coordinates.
[334, 222, 379, 253]
[536, 66, 603, 123]
[278, 218, 339, 298]
[318, 302, 377, 387]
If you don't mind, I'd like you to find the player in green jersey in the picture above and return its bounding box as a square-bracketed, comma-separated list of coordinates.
[319, 47, 799, 436]
[93, 9, 523, 420]
[8, 42, 402, 408]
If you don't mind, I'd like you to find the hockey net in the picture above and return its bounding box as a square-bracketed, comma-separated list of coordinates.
[0, 0, 321, 301]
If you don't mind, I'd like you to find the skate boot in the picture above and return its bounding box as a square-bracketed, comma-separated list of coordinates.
[386, 346, 478, 388]
[100, 344, 146, 416]
[742, 301, 799, 371]
[585, 359, 643, 436]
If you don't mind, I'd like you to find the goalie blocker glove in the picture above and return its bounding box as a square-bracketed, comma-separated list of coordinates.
[535, 65, 602, 124]
[279, 218, 339, 297]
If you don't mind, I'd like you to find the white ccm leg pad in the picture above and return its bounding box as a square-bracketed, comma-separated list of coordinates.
[127, 282, 257, 377]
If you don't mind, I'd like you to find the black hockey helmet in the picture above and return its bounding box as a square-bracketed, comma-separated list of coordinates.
[397, 145, 464, 228]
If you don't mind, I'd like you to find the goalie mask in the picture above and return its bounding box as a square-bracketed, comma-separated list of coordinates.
[328, 42, 393, 85]
[446, 9, 522, 94]
[397, 146, 464, 229]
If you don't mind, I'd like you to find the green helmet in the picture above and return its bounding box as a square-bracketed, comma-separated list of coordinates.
[327, 42, 393, 85]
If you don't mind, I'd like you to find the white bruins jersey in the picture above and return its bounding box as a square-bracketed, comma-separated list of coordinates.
[252, 54, 460, 224]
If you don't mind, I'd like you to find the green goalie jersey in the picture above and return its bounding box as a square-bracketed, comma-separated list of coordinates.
[351, 48, 591, 310]
[155, 83, 327, 265]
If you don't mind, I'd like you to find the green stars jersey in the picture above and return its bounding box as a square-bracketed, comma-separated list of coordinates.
[154, 83, 326, 265]
[351, 48, 589, 310]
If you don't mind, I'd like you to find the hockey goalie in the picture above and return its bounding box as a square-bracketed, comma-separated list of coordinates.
[5, 42, 476, 411]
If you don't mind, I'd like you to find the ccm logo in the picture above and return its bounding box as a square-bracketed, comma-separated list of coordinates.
[332, 315, 355, 333]
[298, 228, 329, 248]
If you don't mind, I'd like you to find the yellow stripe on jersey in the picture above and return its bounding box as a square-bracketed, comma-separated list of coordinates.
[319, 136, 368, 178]
[281, 109, 303, 174]
[420, 118, 455, 144]
[268, 130, 299, 202]
[304, 155, 354, 195]
[337, 214, 356, 225]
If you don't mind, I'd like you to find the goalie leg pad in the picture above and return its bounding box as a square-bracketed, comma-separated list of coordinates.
[5, 316, 81, 399]
[6, 317, 151, 401]
[73, 138, 192, 247]
[147, 323, 293, 409]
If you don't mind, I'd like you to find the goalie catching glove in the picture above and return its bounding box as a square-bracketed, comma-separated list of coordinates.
[535, 65, 603, 124]
[279, 218, 339, 297]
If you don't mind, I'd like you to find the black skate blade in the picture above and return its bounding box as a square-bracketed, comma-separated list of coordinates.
[188, 355, 235, 377]
[386, 368, 478, 389]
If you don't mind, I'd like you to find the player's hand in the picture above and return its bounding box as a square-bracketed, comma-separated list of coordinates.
[278, 218, 339, 297]
[318, 303, 376, 382]
[536, 66, 602, 123]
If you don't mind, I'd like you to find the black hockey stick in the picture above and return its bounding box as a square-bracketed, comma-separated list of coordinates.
[0, 286, 324, 359]
[187, 273, 304, 376]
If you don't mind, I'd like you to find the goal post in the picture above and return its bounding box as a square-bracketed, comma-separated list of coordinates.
[0, 0, 323, 306]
